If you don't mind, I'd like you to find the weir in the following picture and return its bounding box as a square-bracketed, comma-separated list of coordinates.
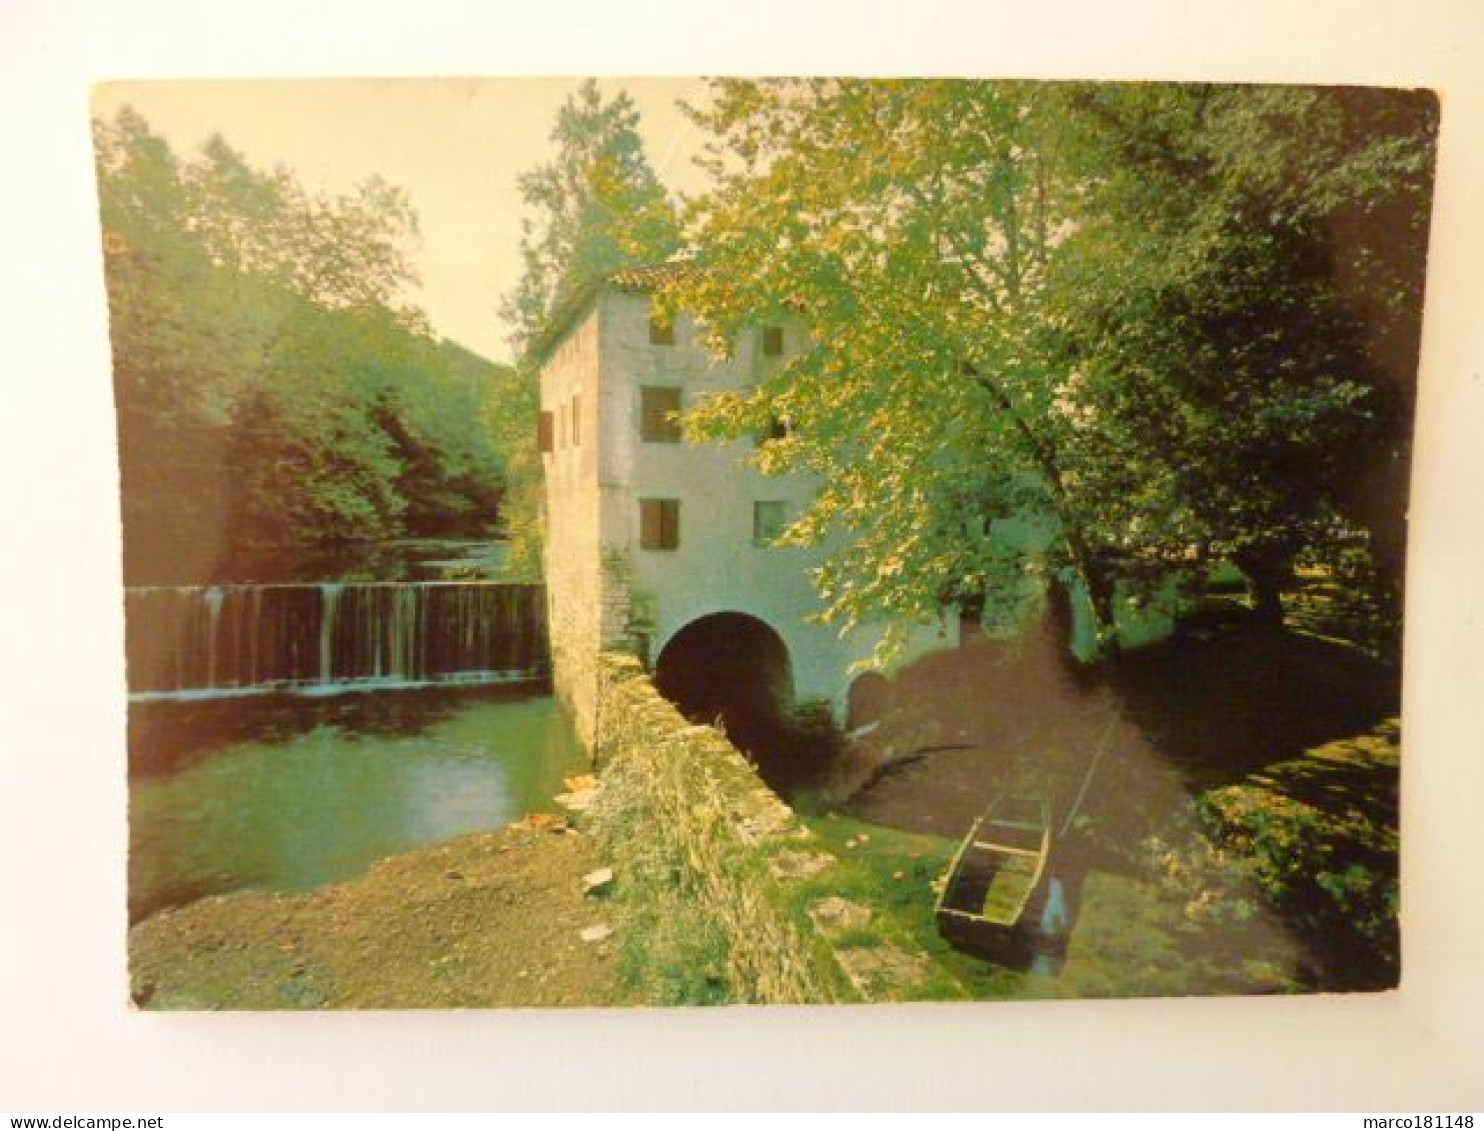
[124, 582, 548, 699]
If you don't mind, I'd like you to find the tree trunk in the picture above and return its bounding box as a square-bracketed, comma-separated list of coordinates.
[1237, 548, 1294, 628]
[1085, 572, 1121, 656]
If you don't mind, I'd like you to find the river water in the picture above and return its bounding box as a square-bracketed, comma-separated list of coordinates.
[128, 685, 586, 924]
[123, 538, 576, 926]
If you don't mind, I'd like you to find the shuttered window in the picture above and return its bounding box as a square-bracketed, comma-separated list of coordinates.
[640, 386, 682, 443]
[753, 501, 788, 545]
[571, 394, 580, 446]
[639, 498, 680, 550]
[537, 410, 554, 453]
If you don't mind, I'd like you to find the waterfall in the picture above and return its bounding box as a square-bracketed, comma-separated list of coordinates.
[124, 582, 548, 700]
[204, 586, 224, 689]
[318, 583, 344, 683]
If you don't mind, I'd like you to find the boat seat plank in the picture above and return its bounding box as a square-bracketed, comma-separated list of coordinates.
[972, 841, 1043, 857]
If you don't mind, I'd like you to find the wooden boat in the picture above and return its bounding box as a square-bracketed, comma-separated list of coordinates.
[934, 794, 1053, 962]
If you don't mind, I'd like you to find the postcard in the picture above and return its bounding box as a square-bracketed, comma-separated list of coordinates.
[96, 77, 1435, 1009]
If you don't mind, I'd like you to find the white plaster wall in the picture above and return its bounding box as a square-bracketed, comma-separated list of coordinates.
[595, 289, 948, 715]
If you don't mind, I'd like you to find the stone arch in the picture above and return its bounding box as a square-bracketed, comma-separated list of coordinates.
[654, 611, 794, 726]
[846, 671, 894, 731]
[654, 612, 839, 799]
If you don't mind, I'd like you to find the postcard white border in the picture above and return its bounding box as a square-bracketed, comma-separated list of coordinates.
[1, 0, 1480, 1112]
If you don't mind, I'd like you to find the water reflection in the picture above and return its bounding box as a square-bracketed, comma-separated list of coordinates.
[128, 686, 585, 923]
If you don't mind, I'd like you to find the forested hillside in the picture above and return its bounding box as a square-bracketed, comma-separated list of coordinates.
[96, 108, 513, 584]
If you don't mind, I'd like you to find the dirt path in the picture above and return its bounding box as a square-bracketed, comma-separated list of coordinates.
[129, 819, 623, 1009]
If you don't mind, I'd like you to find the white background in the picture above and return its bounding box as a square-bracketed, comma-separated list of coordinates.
[1, 0, 1481, 1112]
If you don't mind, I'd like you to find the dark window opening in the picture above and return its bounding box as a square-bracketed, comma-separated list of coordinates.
[537, 410, 554, 453]
[757, 414, 792, 446]
[571, 394, 580, 446]
[761, 325, 784, 357]
[641, 386, 682, 443]
[640, 498, 680, 550]
[753, 500, 788, 545]
[649, 312, 676, 346]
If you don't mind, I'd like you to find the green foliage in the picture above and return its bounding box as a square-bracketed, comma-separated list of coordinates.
[587, 753, 739, 1005]
[95, 108, 508, 581]
[499, 79, 683, 357]
[678, 80, 1084, 648]
[483, 364, 543, 580]
[494, 81, 685, 580]
[1291, 532, 1404, 661]
[674, 80, 1435, 655]
[1048, 85, 1434, 623]
[1143, 719, 1400, 989]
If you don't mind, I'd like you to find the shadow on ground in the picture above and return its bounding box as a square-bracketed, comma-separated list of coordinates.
[840, 610, 1398, 846]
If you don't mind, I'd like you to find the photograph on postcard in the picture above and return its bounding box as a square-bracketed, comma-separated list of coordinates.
[94, 77, 1436, 1008]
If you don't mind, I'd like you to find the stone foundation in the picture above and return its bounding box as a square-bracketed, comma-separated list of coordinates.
[586, 653, 853, 1003]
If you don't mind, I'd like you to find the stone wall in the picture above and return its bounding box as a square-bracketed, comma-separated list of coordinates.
[540, 306, 609, 744]
[586, 653, 852, 1004]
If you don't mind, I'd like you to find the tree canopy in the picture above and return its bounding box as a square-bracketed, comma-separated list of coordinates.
[500, 79, 683, 357]
[672, 80, 1435, 655]
[96, 108, 508, 584]
[495, 80, 684, 579]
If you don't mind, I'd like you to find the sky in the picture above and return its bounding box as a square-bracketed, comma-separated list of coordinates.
[92, 78, 712, 362]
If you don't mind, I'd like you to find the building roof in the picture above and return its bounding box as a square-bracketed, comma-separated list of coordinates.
[524, 260, 703, 368]
[606, 261, 705, 291]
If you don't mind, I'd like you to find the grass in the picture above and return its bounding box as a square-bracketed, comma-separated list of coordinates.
[776, 586, 1398, 1000]
[779, 812, 993, 1000]
[1195, 718, 1401, 989]
[608, 879, 736, 1006]
[590, 562, 1402, 1003]
[788, 810, 1306, 1001]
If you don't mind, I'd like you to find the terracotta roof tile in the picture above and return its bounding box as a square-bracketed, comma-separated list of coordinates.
[524, 260, 702, 367]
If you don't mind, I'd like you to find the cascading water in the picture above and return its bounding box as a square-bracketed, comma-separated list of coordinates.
[124, 582, 548, 700]
[318, 583, 343, 683]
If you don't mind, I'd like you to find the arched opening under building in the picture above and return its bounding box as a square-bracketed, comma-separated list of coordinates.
[846, 671, 894, 732]
[653, 612, 835, 800]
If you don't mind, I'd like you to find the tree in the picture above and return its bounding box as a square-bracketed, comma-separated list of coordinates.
[674, 80, 1435, 656]
[495, 80, 684, 577]
[676, 80, 1122, 648]
[96, 109, 507, 582]
[1045, 84, 1436, 624]
[183, 133, 421, 315]
[500, 79, 683, 354]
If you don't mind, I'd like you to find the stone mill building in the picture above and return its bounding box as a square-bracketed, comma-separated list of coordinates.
[533, 264, 946, 744]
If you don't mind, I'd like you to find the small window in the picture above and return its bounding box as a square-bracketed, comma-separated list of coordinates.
[641, 386, 682, 443]
[537, 410, 554, 453]
[756, 414, 791, 446]
[761, 325, 784, 357]
[571, 394, 580, 447]
[649, 311, 676, 346]
[640, 498, 680, 550]
[753, 501, 788, 545]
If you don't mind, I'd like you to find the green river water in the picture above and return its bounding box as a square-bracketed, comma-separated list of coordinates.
[128, 686, 585, 923]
